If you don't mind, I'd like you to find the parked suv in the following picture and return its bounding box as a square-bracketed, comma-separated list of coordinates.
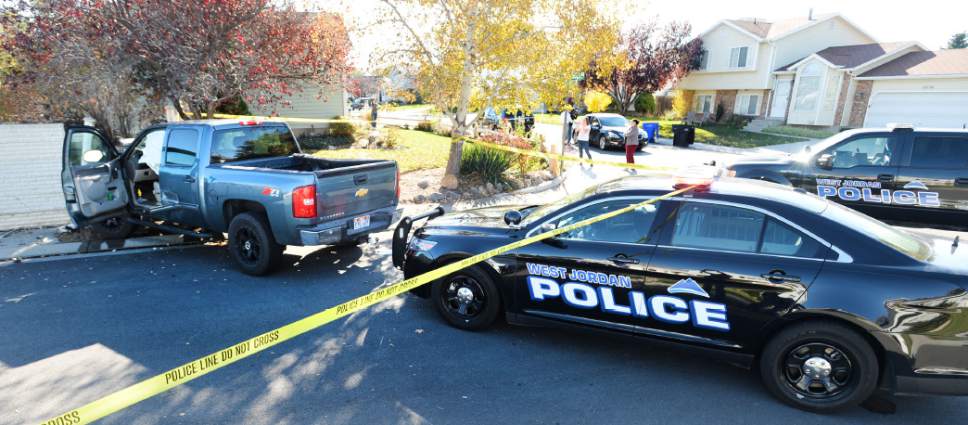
[727, 126, 968, 227]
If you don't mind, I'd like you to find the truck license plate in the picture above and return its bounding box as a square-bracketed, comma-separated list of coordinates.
[353, 215, 370, 230]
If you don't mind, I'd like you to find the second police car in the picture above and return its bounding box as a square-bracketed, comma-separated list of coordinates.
[392, 176, 968, 413]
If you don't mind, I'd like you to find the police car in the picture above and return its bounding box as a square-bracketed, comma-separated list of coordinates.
[727, 125, 968, 227]
[392, 176, 968, 413]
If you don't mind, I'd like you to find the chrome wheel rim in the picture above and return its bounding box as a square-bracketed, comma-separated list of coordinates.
[442, 276, 486, 319]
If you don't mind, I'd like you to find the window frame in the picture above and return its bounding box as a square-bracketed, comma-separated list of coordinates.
[164, 128, 201, 167]
[821, 133, 898, 170]
[903, 135, 968, 170]
[694, 94, 714, 113]
[654, 199, 838, 262]
[729, 46, 750, 68]
[67, 129, 115, 168]
[524, 196, 661, 246]
[735, 93, 760, 116]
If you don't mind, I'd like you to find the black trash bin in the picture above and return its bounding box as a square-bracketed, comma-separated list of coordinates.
[671, 125, 695, 148]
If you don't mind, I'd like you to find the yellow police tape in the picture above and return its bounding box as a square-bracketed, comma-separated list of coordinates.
[43, 184, 696, 425]
[211, 113, 674, 172]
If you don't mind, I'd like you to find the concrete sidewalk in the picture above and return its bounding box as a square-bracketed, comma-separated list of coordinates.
[0, 226, 192, 261]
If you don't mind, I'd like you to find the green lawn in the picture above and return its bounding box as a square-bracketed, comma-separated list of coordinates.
[312, 129, 451, 173]
[761, 125, 837, 139]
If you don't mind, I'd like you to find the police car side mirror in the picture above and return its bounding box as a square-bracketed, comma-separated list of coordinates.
[540, 222, 558, 234]
[816, 154, 834, 170]
[504, 210, 523, 226]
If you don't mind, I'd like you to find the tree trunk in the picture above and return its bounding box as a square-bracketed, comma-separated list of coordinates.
[440, 2, 479, 190]
[170, 96, 190, 121]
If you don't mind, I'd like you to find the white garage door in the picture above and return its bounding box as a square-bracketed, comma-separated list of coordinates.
[865, 92, 968, 129]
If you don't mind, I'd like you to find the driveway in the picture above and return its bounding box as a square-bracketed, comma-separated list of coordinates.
[2, 233, 965, 424]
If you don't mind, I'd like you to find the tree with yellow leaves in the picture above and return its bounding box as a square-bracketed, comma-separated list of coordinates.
[372, 0, 618, 189]
[583, 90, 612, 113]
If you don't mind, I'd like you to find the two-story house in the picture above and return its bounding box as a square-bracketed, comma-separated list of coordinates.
[677, 13, 968, 129]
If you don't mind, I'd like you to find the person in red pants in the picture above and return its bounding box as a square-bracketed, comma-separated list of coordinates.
[624, 119, 640, 165]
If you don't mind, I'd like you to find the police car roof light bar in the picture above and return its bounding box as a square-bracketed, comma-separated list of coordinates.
[673, 177, 712, 192]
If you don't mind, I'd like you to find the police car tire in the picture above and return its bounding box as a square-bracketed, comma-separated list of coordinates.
[759, 321, 879, 413]
[431, 266, 501, 331]
[228, 212, 284, 276]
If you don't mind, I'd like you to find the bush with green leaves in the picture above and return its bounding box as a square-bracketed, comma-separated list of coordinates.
[328, 122, 356, 137]
[460, 143, 513, 185]
[634, 93, 656, 115]
[416, 120, 434, 132]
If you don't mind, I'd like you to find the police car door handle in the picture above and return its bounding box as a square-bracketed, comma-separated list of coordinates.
[608, 255, 639, 265]
[761, 271, 800, 283]
[877, 174, 894, 182]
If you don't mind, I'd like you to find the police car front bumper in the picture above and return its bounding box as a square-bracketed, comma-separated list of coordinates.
[299, 207, 402, 246]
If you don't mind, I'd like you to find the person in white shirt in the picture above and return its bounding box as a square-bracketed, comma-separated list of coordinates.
[575, 116, 592, 162]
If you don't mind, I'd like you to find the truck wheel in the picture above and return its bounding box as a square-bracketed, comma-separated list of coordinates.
[88, 216, 135, 240]
[431, 266, 501, 331]
[759, 321, 879, 413]
[228, 212, 283, 276]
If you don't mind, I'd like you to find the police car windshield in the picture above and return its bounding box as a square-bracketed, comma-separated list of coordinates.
[821, 199, 932, 261]
[795, 131, 857, 159]
[521, 187, 597, 226]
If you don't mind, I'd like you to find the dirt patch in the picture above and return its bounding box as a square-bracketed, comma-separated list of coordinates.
[400, 167, 558, 206]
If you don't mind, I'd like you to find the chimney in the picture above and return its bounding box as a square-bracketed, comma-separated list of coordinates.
[808, 8, 814, 20]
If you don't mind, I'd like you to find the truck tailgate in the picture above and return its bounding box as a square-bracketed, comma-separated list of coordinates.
[316, 161, 397, 220]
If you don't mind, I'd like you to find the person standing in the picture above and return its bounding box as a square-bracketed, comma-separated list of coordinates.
[369, 100, 378, 128]
[625, 119, 640, 165]
[561, 107, 573, 145]
[575, 116, 592, 163]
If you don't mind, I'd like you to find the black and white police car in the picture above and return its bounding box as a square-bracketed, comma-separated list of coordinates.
[393, 176, 968, 412]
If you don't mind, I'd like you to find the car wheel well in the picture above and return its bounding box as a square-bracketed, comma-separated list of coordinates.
[757, 315, 885, 379]
[425, 255, 506, 309]
[223, 200, 269, 228]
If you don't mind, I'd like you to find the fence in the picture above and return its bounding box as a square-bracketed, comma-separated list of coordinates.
[0, 123, 70, 230]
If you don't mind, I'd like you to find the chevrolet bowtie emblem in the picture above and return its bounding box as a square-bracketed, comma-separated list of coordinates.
[355, 187, 369, 198]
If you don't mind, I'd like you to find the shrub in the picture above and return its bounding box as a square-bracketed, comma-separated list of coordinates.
[382, 127, 401, 149]
[328, 121, 356, 137]
[714, 102, 725, 122]
[583, 90, 612, 113]
[416, 120, 434, 132]
[460, 144, 513, 185]
[634, 93, 656, 115]
[671, 90, 693, 119]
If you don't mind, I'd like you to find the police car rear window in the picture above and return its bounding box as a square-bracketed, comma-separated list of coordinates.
[821, 200, 932, 261]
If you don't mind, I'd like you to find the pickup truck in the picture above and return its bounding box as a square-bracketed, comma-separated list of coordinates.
[61, 120, 400, 275]
[727, 126, 968, 227]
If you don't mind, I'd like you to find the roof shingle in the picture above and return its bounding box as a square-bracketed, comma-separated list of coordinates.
[859, 49, 968, 77]
[726, 14, 837, 40]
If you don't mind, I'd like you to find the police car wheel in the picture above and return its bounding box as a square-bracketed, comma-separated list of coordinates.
[431, 266, 501, 331]
[759, 322, 878, 413]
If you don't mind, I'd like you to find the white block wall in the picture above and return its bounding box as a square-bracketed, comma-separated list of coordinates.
[0, 124, 70, 229]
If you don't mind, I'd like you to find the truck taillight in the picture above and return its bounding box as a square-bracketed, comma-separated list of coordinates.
[292, 185, 317, 218]
[395, 168, 400, 200]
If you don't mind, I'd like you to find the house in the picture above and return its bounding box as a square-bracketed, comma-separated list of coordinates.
[246, 81, 349, 134]
[676, 13, 968, 129]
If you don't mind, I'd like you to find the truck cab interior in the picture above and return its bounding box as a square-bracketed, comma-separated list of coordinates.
[124, 127, 165, 209]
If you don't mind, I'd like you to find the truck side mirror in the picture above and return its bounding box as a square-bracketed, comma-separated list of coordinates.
[82, 150, 105, 164]
[816, 154, 834, 170]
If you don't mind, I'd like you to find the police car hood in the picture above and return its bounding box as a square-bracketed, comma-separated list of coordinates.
[424, 205, 528, 231]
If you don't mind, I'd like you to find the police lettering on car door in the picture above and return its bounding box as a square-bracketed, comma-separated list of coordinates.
[524, 262, 730, 332]
[816, 178, 940, 207]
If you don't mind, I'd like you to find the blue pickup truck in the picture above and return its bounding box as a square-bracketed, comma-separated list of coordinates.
[61, 120, 400, 275]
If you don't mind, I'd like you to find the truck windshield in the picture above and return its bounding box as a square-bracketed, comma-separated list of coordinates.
[211, 126, 299, 163]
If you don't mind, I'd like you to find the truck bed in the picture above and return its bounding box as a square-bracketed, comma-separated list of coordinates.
[229, 154, 394, 176]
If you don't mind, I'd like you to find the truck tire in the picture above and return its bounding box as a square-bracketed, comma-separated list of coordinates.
[227, 212, 283, 276]
[88, 216, 135, 240]
[759, 321, 879, 413]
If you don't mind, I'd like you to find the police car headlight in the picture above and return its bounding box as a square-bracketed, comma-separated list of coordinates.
[410, 238, 437, 252]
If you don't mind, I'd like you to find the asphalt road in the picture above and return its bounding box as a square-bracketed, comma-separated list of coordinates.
[2, 235, 966, 425]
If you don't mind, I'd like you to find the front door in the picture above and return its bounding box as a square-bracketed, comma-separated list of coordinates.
[158, 127, 204, 226]
[770, 79, 792, 119]
[803, 132, 901, 216]
[61, 126, 128, 225]
[645, 200, 828, 349]
[512, 197, 660, 329]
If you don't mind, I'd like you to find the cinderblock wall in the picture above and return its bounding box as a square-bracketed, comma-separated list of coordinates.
[0, 124, 70, 230]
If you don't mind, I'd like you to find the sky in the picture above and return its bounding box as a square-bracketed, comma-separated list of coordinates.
[314, 0, 968, 70]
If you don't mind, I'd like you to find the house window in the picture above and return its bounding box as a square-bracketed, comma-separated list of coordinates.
[694, 94, 713, 113]
[729, 46, 749, 68]
[794, 62, 823, 112]
[735, 94, 760, 116]
[698, 50, 708, 70]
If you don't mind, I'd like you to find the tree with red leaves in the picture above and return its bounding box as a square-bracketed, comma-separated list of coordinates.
[585, 21, 702, 114]
[2, 0, 351, 136]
